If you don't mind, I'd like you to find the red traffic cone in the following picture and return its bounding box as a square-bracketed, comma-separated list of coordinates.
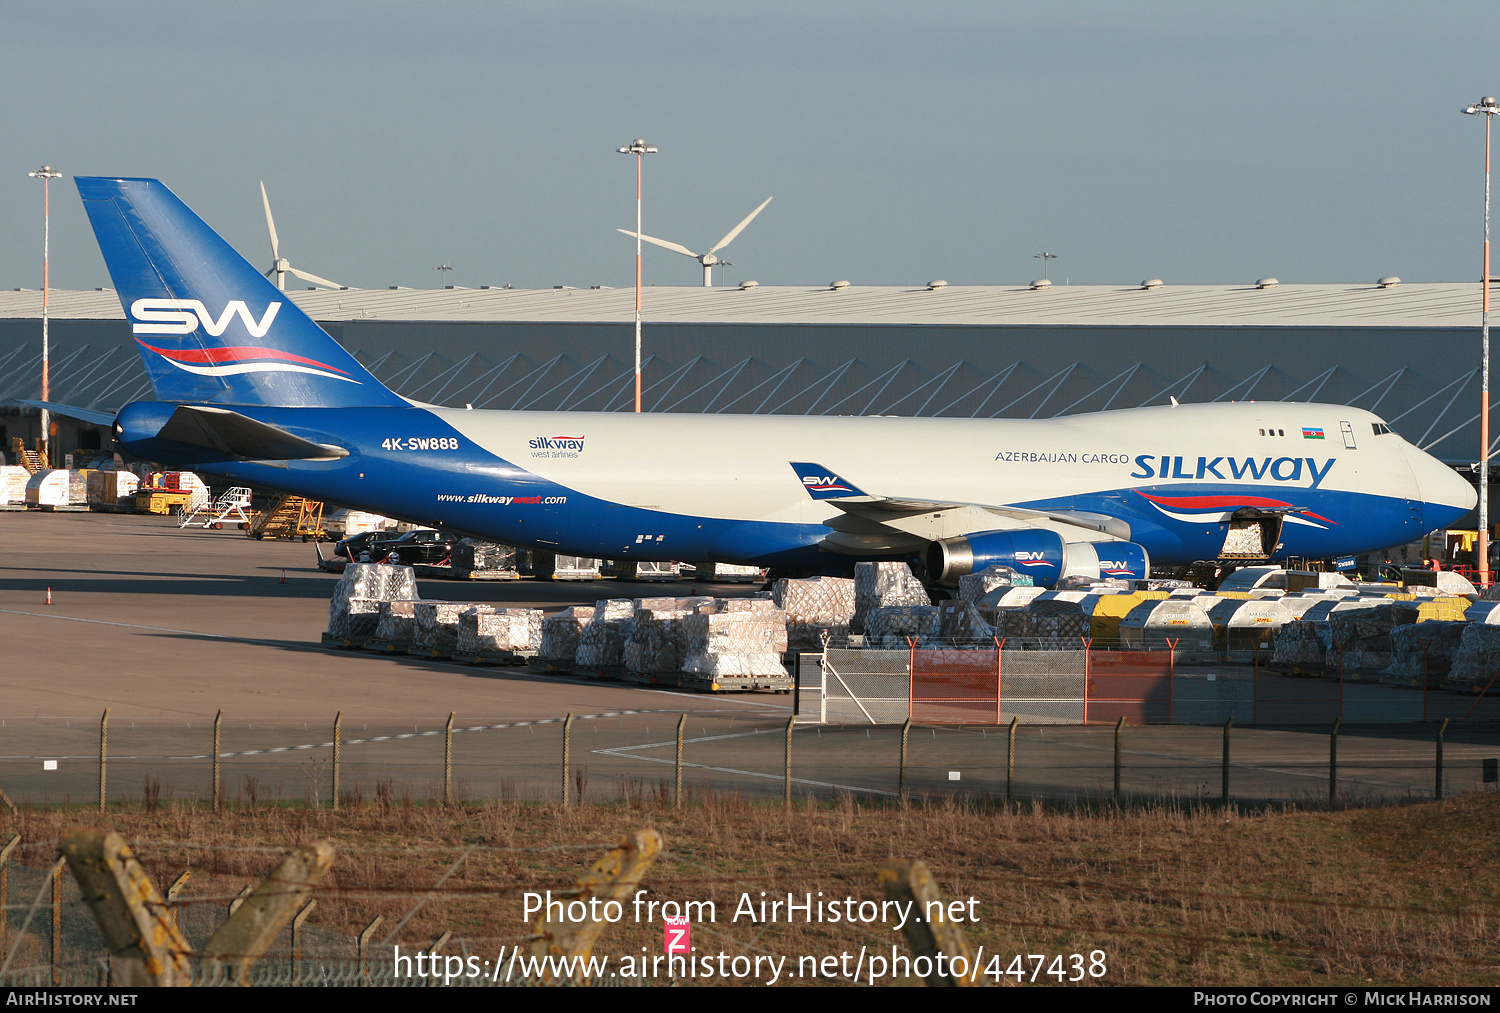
[280, 570, 287, 584]
[45, 587, 52, 605]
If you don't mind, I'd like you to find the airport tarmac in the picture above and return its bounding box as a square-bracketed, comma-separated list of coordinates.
[0, 510, 785, 722]
[3, 510, 1497, 809]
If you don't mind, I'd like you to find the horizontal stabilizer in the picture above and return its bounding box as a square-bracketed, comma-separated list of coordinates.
[16, 400, 117, 427]
[158, 405, 348, 461]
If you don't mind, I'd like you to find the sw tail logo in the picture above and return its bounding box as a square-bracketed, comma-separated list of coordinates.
[790, 462, 867, 499]
[130, 298, 281, 338]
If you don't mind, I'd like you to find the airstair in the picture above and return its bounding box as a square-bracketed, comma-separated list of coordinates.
[10, 438, 46, 474]
[248, 494, 326, 541]
[179, 486, 254, 529]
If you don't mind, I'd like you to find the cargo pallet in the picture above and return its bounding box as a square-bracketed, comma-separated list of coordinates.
[528, 658, 576, 675]
[361, 639, 411, 654]
[450, 649, 536, 666]
[675, 673, 793, 693]
[450, 569, 522, 581]
[320, 633, 368, 650]
[576, 664, 627, 681]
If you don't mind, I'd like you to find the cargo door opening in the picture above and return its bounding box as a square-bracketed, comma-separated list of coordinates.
[1218, 508, 1286, 560]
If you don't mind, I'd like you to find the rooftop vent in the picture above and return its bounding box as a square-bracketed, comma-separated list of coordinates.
[739, 280, 759, 290]
[1030, 278, 1052, 290]
[1255, 277, 1279, 289]
[927, 279, 947, 290]
[388, 286, 400, 290]
[1140, 278, 1164, 290]
[1377, 276, 1401, 289]
[830, 280, 851, 291]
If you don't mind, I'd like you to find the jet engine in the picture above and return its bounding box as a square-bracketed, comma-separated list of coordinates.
[926, 529, 1150, 587]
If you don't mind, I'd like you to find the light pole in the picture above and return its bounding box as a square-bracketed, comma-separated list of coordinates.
[1465, 97, 1499, 586]
[1034, 250, 1058, 280]
[28, 165, 62, 468]
[616, 139, 657, 412]
[433, 264, 454, 289]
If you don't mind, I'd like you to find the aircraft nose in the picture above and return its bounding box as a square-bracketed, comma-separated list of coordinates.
[1405, 444, 1477, 530]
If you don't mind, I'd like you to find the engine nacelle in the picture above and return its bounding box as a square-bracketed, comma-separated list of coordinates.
[927, 529, 1151, 587]
[1063, 540, 1151, 581]
[926, 529, 1066, 586]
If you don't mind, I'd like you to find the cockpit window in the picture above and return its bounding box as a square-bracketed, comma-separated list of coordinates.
[1372, 423, 1393, 436]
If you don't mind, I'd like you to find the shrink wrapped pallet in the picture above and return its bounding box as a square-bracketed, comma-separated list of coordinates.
[538, 606, 595, 663]
[456, 607, 542, 655]
[994, 608, 1031, 640]
[1329, 603, 1421, 671]
[451, 539, 519, 577]
[576, 599, 639, 668]
[1271, 620, 1327, 669]
[706, 597, 781, 615]
[773, 576, 856, 650]
[327, 597, 382, 639]
[624, 608, 694, 673]
[681, 610, 789, 676]
[852, 562, 930, 634]
[1141, 578, 1197, 591]
[328, 563, 419, 639]
[957, 566, 1032, 604]
[1383, 621, 1466, 682]
[1416, 598, 1472, 623]
[411, 602, 473, 655]
[636, 595, 715, 613]
[1220, 525, 1267, 557]
[934, 600, 995, 646]
[333, 562, 419, 604]
[863, 606, 939, 649]
[374, 600, 420, 644]
[1020, 612, 1089, 641]
[1447, 624, 1500, 686]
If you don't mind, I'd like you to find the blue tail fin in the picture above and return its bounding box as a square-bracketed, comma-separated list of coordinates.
[76, 176, 406, 408]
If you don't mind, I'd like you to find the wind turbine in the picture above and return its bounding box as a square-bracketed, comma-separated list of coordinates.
[618, 196, 772, 287]
[260, 182, 344, 290]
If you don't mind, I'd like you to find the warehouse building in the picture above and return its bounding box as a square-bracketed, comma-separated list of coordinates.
[0, 282, 1489, 500]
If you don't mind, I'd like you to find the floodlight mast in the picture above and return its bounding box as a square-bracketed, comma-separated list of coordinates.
[1464, 96, 1499, 587]
[617, 139, 657, 412]
[27, 165, 62, 468]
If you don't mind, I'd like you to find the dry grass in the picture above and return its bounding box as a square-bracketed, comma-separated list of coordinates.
[4, 791, 1498, 986]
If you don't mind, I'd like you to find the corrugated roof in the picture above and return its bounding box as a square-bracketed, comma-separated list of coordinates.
[0, 282, 1486, 328]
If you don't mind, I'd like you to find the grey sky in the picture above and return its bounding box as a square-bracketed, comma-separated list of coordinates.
[0, 1, 1494, 291]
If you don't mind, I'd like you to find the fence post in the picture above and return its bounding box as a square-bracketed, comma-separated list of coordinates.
[1436, 717, 1449, 801]
[213, 709, 223, 812]
[1328, 716, 1342, 808]
[358, 915, 383, 986]
[1006, 715, 1018, 804]
[332, 711, 342, 810]
[0, 834, 17, 953]
[907, 637, 916, 722]
[1221, 716, 1233, 807]
[444, 712, 455, 805]
[995, 637, 1004, 726]
[783, 717, 794, 806]
[562, 713, 574, 805]
[899, 717, 912, 802]
[52, 857, 62, 986]
[98, 707, 110, 814]
[674, 714, 685, 808]
[1114, 716, 1125, 804]
[292, 900, 316, 987]
[165, 870, 191, 937]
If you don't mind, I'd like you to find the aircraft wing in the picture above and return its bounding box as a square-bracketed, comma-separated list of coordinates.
[789, 461, 1131, 554]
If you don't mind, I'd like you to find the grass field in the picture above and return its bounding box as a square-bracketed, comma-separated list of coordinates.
[3, 792, 1497, 987]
